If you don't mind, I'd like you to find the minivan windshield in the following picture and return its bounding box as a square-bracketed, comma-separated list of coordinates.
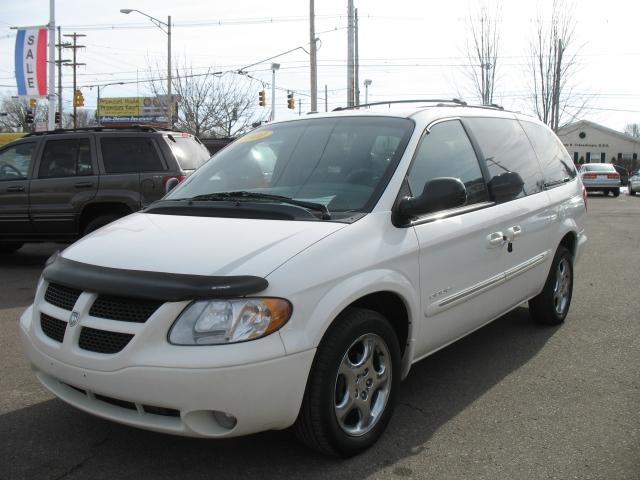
[166, 116, 414, 220]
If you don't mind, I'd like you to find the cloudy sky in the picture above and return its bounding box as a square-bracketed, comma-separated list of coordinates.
[1, 0, 638, 130]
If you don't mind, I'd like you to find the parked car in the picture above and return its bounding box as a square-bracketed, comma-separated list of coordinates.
[628, 169, 640, 195]
[578, 163, 621, 196]
[0, 126, 211, 253]
[20, 103, 587, 456]
[200, 137, 234, 155]
[612, 164, 629, 186]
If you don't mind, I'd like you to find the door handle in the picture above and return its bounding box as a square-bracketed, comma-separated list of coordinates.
[487, 231, 505, 248]
[74, 182, 94, 188]
[6, 185, 25, 192]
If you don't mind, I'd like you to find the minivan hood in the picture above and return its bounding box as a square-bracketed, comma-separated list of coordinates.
[62, 212, 347, 277]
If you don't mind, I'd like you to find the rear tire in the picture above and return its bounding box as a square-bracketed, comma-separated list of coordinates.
[83, 214, 121, 236]
[602, 190, 609, 196]
[0, 242, 24, 253]
[613, 188, 620, 197]
[529, 246, 573, 326]
[294, 307, 401, 457]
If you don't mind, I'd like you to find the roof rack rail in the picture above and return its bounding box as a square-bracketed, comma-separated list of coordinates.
[24, 125, 171, 136]
[332, 98, 467, 111]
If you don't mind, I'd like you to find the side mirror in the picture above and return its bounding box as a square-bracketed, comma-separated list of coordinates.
[488, 171, 524, 203]
[397, 177, 467, 222]
[165, 177, 180, 194]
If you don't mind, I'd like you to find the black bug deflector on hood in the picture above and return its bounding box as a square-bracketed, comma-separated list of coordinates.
[42, 253, 269, 301]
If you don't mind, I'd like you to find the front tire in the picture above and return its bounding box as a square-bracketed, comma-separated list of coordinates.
[529, 246, 573, 325]
[294, 308, 401, 457]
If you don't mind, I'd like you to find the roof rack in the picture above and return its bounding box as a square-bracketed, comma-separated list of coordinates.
[333, 98, 468, 111]
[24, 125, 173, 137]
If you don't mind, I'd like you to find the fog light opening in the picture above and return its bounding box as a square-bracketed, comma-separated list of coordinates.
[213, 410, 237, 430]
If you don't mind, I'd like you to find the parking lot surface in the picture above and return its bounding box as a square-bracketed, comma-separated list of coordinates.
[1, 193, 638, 480]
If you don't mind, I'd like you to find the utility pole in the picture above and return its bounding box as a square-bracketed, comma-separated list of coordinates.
[270, 63, 280, 122]
[325, 84, 328, 112]
[354, 8, 360, 107]
[55, 26, 70, 127]
[347, 0, 355, 107]
[48, 0, 56, 130]
[309, 0, 317, 112]
[63, 33, 86, 128]
[553, 38, 563, 132]
[298, 98, 302, 116]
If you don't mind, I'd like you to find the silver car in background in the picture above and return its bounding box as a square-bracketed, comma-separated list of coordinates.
[579, 163, 621, 197]
[628, 170, 640, 196]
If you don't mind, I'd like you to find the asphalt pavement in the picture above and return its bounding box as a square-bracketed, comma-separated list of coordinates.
[0, 193, 638, 480]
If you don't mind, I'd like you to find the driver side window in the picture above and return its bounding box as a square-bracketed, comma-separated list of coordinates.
[407, 120, 488, 206]
[0, 142, 35, 181]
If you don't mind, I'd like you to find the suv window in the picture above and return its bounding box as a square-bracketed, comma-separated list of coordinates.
[465, 117, 544, 200]
[407, 120, 488, 206]
[520, 121, 576, 187]
[0, 142, 35, 180]
[100, 137, 164, 173]
[164, 134, 211, 170]
[38, 138, 92, 178]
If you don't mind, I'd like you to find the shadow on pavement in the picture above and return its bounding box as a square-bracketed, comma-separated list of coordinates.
[0, 306, 558, 480]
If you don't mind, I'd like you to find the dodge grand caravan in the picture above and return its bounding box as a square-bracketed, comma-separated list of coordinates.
[20, 101, 587, 456]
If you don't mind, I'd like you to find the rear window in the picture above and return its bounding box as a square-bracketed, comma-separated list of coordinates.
[581, 164, 616, 172]
[164, 135, 211, 170]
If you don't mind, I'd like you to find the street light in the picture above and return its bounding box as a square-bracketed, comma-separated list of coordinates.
[120, 8, 172, 128]
[270, 63, 280, 122]
[364, 79, 372, 106]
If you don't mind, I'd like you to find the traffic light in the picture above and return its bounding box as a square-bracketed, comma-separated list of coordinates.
[287, 92, 295, 110]
[29, 98, 37, 110]
[73, 89, 84, 107]
[25, 110, 34, 124]
[54, 112, 61, 124]
[258, 90, 266, 107]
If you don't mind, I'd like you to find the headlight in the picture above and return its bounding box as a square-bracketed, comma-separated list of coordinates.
[168, 298, 292, 345]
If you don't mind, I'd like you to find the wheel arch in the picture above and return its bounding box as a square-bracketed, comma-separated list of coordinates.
[79, 202, 133, 233]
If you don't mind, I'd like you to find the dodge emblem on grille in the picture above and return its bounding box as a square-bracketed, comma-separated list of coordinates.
[69, 311, 79, 327]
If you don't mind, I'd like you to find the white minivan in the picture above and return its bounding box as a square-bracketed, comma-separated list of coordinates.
[20, 102, 587, 456]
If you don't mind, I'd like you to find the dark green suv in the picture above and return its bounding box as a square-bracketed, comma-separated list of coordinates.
[0, 126, 211, 253]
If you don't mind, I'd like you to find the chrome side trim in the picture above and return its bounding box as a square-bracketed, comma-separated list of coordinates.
[426, 251, 550, 316]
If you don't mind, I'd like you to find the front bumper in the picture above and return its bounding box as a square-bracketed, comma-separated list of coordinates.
[20, 307, 315, 438]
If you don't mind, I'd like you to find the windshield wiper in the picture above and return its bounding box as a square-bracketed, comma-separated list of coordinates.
[184, 191, 331, 220]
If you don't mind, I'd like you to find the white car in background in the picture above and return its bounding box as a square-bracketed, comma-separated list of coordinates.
[628, 169, 640, 195]
[579, 163, 621, 196]
[20, 101, 587, 457]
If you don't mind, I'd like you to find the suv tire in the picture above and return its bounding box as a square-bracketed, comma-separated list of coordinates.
[0, 242, 24, 253]
[83, 214, 122, 236]
[529, 246, 573, 325]
[294, 307, 401, 457]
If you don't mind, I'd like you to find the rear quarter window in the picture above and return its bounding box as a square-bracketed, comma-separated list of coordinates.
[164, 135, 211, 171]
[100, 137, 164, 173]
[520, 121, 576, 188]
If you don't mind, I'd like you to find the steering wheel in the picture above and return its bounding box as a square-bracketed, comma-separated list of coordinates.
[0, 163, 22, 178]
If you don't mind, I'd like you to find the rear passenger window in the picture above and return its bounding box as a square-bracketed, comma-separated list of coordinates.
[407, 120, 488, 206]
[465, 117, 545, 200]
[100, 137, 164, 174]
[38, 139, 92, 178]
[520, 121, 576, 188]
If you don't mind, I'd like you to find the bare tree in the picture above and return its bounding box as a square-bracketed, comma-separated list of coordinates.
[0, 95, 48, 132]
[528, 0, 586, 131]
[63, 110, 96, 129]
[623, 123, 640, 138]
[464, 2, 501, 105]
[146, 60, 263, 137]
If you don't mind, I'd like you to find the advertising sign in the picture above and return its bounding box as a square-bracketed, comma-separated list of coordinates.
[98, 96, 178, 124]
[15, 27, 47, 97]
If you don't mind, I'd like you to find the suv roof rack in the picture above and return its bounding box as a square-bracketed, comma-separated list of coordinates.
[24, 125, 172, 136]
[333, 99, 468, 111]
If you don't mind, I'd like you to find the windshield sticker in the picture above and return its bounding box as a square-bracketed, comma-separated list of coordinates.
[237, 130, 274, 144]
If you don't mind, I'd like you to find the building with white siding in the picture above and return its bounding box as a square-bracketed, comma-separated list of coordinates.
[557, 120, 640, 167]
